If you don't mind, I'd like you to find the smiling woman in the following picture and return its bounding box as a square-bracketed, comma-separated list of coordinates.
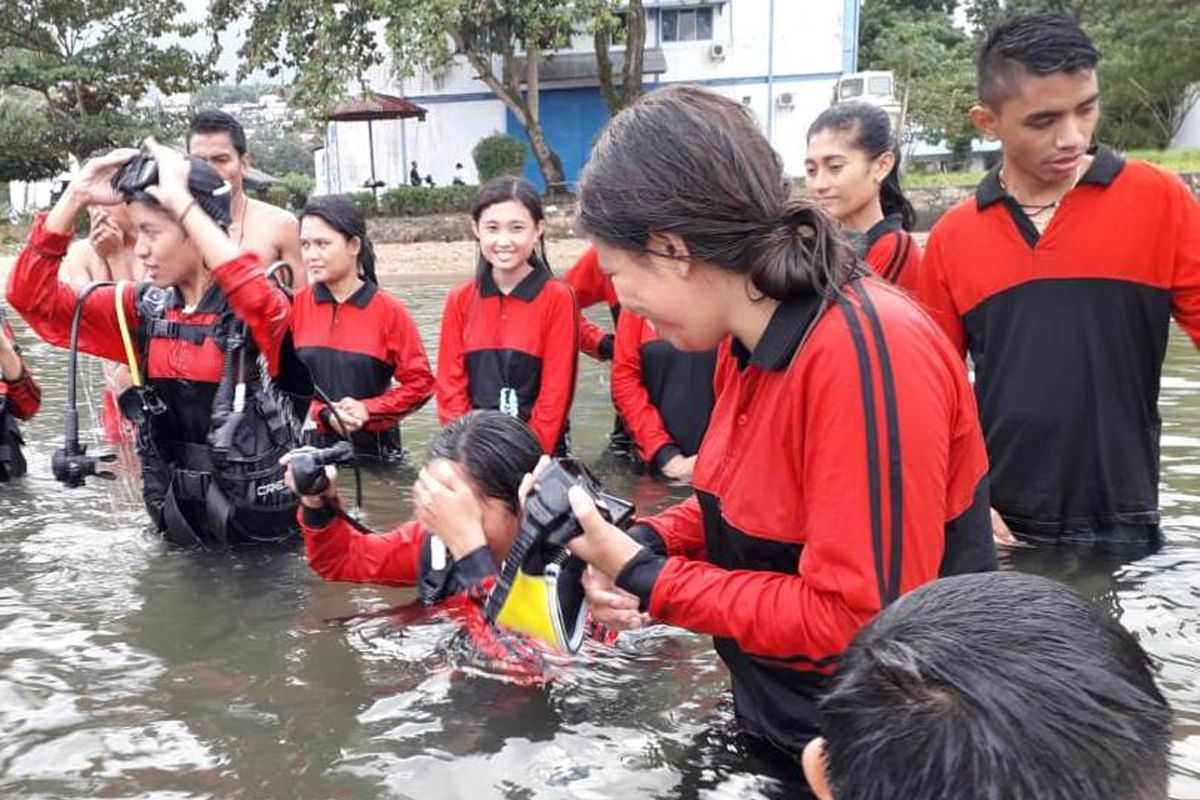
[434, 177, 579, 456]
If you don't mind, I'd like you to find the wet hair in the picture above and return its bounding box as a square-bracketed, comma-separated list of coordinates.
[978, 12, 1100, 108]
[820, 572, 1172, 800]
[426, 411, 542, 515]
[300, 194, 377, 284]
[579, 85, 857, 302]
[471, 176, 552, 281]
[808, 102, 915, 231]
[187, 109, 248, 156]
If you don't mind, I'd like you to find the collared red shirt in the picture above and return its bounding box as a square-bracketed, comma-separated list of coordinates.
[917, 146, 1200, 544]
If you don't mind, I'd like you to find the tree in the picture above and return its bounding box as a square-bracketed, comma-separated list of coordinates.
[859, 0, 959, 68]
[213, 0, 651, 192]
[249, 128, 316, 177]
[588, 0, 648, 114]
[0, 89, 66, 182]
[869, 11, 977, 164]
[0, 0, 218, 162]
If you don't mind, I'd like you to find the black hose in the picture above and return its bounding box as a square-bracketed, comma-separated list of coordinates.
[309, 380, 364, 511]
[66, 281, 116, 449]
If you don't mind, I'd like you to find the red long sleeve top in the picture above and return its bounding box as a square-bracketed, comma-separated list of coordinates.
[861, 213, 921, 291]
[611, 309, 716, 469]
[292, 281, 434, 454]
[615, 279, 997, 753]
[7, 214, 291, 446]
[436, 268, 579, 454]
[564, 247, 620, 360]
[0, 319, 41, 420]
[916, 148, 1200, 545]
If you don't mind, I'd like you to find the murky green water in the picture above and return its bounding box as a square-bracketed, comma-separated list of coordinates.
[1, 275, 1197, 799]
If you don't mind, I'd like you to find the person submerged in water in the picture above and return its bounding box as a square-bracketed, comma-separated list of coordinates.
[286, 410, 600, 671]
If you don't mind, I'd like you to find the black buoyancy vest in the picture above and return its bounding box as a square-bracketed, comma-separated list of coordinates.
[130, 285, 300, 547]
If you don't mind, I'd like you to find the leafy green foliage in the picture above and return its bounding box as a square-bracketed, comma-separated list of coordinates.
[472, 134, 527, 182]
[0, 0, 218, 164]
[249, 129, 316, 178]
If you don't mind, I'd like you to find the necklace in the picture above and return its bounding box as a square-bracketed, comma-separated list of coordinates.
[998, 162, 1083, 217]
[234, 194, 249, 247]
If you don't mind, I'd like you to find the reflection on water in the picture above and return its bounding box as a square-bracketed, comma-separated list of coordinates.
[0, 275, 1196, 799]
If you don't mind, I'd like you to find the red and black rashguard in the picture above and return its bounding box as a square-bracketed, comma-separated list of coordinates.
[292, 281, 434, 458]
[859, 213, 921, 291]
[7, 214, 292, 538]
[0, 316, 41, 480]
[613, 279, 997, 754]
[917, 147, 1200, 546]
[436, 268, 579, 454]
[0, 318, 41, 421]
[564, 247, 620, 360]
[299, 502, 550, 673]
[611, 309, 716, 470]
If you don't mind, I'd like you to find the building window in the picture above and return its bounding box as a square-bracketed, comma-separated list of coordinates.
[662, 7, 714, 42]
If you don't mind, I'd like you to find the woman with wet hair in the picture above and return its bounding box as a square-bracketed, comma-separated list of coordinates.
[291, 194, 434, 460]
[436, 177, 578, 455]
[290, 409, 540, 592]
[805, 102, 921, 289]
[549, 85, 997, 759]
[7, 142, 297, 547]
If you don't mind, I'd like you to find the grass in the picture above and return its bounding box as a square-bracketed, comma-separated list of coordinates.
[900, 148, 1200, 190]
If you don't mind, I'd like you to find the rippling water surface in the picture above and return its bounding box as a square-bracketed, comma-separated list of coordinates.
[1, 275, 1196, 799]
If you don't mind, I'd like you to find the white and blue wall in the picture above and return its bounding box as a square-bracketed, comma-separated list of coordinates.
[318, 0, 859, 195]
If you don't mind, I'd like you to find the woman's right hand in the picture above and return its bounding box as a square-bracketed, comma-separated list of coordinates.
[582, 566, 651, 632]
[280, 450, 338, 509]
[661, 454, 696, 482]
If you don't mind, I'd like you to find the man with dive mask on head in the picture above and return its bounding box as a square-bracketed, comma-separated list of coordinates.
[6, 140, 301, 547]
[284, 410, 634, 660]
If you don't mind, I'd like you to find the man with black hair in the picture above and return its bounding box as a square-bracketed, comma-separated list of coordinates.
[917, 11, 1200, 550]
[187, 109, 304, 286]
[801, 571, 1172, 800]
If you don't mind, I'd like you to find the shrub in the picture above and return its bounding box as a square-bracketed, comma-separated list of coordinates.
[378, 184, 477, 217]
[347, 191, 378, 216]
[472, 133, 527, 182]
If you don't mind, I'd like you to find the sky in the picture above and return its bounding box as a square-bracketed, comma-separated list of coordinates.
[182, 0, 290, 86]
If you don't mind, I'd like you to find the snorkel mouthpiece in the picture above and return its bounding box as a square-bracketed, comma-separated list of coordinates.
[485, 459, 634, 652]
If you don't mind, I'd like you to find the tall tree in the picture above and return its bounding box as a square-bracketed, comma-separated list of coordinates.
[0, 0, 218, 163]
[589, 0, 648, 115]
[0, 89, 65, 182]
[214, 0, 651, 192]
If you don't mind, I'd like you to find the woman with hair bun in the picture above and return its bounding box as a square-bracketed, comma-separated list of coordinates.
[291, 194, 434, 460]
[806, 101, 921, 289]
[549, 85, 997, 759]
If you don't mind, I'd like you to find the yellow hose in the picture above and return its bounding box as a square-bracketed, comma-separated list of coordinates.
[114, 281, 142, 387]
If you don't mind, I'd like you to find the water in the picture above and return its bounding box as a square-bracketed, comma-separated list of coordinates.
[0, 274, 1197, 799]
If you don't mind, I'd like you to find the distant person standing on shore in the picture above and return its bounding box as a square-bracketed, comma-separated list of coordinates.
[410, 161, 421, 187]
[453, 163, 466, 186]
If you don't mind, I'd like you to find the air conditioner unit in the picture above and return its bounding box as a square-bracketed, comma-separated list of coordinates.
[708, 42, 727, 60]
[776, 92, 795, 109]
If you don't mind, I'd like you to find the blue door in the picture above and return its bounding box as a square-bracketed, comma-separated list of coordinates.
[506, 87, 612, 192]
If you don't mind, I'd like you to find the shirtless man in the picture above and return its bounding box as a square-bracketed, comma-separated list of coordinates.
[61, 204, 144, 286]
[186, 109, 304, 286]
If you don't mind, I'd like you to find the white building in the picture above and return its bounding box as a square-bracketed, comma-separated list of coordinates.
[318, 0, 860, 194]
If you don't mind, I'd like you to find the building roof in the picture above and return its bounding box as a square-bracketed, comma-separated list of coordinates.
[325, 93, 428, 122]
[506, 48, 668, 84]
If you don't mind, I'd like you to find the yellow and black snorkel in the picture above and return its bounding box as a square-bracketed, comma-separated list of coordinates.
[484, 459, 634, 653]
